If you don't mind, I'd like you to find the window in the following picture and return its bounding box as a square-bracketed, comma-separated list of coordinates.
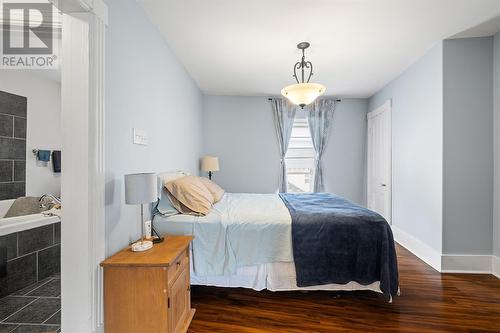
[285, 116, 315, 192]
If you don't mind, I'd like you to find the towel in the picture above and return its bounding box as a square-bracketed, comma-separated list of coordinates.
[37, 150, 51, 162]
[4, 196, 53, 218]
[52, 150, 61, 173]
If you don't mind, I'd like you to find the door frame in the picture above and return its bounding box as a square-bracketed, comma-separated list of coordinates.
[52, 0, 108, 332]
[367, 100, 392, 224]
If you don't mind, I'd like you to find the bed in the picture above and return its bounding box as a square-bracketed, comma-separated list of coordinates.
[154, 191, 399, 301]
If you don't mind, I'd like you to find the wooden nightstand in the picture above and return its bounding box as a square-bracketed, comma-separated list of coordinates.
[100, 235, 195, 333]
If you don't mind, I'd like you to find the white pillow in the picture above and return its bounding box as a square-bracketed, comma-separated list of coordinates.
[155, 171, 190, 216]
[157, 171, 189, 184]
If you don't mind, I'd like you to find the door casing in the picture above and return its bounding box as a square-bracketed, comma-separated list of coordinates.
[367, 100, 392, 224]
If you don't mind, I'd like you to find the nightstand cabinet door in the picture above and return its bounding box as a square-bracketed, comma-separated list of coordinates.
[103, 267, 169, 333]
[169, 267, 189, 333]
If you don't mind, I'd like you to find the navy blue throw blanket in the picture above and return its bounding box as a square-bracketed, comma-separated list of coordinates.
[279, 193, 399, 299]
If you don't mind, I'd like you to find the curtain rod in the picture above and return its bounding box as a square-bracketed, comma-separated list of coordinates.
[267, 98, 342, 102]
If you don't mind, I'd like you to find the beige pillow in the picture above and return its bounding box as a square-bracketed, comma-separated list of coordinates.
[166, 192, 203, 216]
[198, 177, 225, 203]
[165, 176, 213, 215]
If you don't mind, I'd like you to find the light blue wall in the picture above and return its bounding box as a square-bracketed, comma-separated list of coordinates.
[369, 43, 444, 254]
[494, 32, 500, 258]
[104, 0, 203, 255]
[323, 99, 368, 204]
[202, 96, 368, 204]
[443, 37, 494, 255]
[202, 96, 280, 193]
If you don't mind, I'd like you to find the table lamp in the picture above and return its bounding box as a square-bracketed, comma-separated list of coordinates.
[201, 156, 219, 180]
[125, 173, 158, 252]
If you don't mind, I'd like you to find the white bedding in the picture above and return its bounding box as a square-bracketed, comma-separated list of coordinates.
[155, 193, 293, 276]
[155, 192, 382, 294]
[190, 260, 381, 293]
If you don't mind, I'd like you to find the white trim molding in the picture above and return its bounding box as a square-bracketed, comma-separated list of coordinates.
[88, 11, 106, 332]
[391, 225, 442, 272]
[491, 255, 500, 278]
[441, 255, 493, 274]
[392, 226, 500, 278]
[367, 99, 392, 119]
[61, 13, 91, 332]
[50, 0, 92, 13]
[59, 0, 107, 332]
[51, 0, 108, 23]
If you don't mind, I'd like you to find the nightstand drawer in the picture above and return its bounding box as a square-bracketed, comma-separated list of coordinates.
[168, 249, 188, 285]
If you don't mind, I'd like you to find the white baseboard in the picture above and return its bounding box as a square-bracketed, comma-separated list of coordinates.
[441, 255, 492, 274]
[391, 226, 500, 278]
[391, 225, 442, 272]
[493, 255, 500, 278]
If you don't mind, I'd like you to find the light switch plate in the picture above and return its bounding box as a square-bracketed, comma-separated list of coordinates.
[133, 128, 148, 145]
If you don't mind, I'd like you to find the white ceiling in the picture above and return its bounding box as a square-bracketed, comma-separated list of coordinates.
[138, 0, 500, 98]
[452, 14, 500, 38]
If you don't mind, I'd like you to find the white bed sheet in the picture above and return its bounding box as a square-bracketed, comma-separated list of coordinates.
[189, 258, 381, 293]
[155, 193, 293, 276]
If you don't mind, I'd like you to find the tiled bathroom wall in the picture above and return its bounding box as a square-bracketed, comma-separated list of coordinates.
[0, 222, 60, 298]
[0, 90, 27, 200]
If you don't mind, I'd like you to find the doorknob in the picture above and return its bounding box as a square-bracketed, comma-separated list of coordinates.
[381, 184, 387, 187]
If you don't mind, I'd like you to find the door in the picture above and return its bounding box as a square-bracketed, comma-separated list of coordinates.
[367, 101, 392, 223]
[169, 267, 189, 333]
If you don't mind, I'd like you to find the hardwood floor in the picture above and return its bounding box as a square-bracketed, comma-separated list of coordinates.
[188, 245, 500, 332]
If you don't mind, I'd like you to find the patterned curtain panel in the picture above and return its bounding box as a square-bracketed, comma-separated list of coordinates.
[271, 99, 297, 193]
[306, 99, 337, 192]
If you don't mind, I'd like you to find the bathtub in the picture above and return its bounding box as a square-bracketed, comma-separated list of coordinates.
[0, 199, 61, 236]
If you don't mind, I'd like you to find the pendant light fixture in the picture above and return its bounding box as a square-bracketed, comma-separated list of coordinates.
[281, 42, 326, 108]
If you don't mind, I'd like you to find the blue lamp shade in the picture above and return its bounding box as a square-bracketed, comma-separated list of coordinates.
[124, 173, 158, 205]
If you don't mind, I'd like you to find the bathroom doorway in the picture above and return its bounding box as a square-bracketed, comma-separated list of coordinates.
[1, 0, 107, 332]
[0, 5, 63, 331]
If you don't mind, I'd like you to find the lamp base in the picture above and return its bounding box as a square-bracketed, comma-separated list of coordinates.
[131, 240, 153, 252]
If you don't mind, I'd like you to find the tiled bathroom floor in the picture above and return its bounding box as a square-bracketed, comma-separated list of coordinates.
[0, 275, 60, 333]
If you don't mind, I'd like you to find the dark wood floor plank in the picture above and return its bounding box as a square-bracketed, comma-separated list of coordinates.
[189, 245, 500, 332]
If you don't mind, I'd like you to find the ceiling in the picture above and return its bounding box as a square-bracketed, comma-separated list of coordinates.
[138, 0, 500, 98]
[452, 14, 500, 38]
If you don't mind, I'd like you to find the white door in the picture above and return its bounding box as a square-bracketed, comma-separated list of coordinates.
[367, 101, 392, 223]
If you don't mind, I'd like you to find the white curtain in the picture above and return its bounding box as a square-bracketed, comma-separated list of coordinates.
[307, 99, 337, 192]
[272, 99, 297, 193]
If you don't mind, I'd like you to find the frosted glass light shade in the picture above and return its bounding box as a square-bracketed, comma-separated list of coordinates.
[124, 173, 158, 204]
[201, 156, 219, 172]
[281, 83, 326, 108]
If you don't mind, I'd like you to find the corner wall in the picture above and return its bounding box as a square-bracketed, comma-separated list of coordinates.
[369, 43, 444, 266]
[442, 38, 494, 256]
[369, 37, 499, 273]
[202, 96, 280, 193]
[202, 96, 368, 204]
[104, 0, 203, 256]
